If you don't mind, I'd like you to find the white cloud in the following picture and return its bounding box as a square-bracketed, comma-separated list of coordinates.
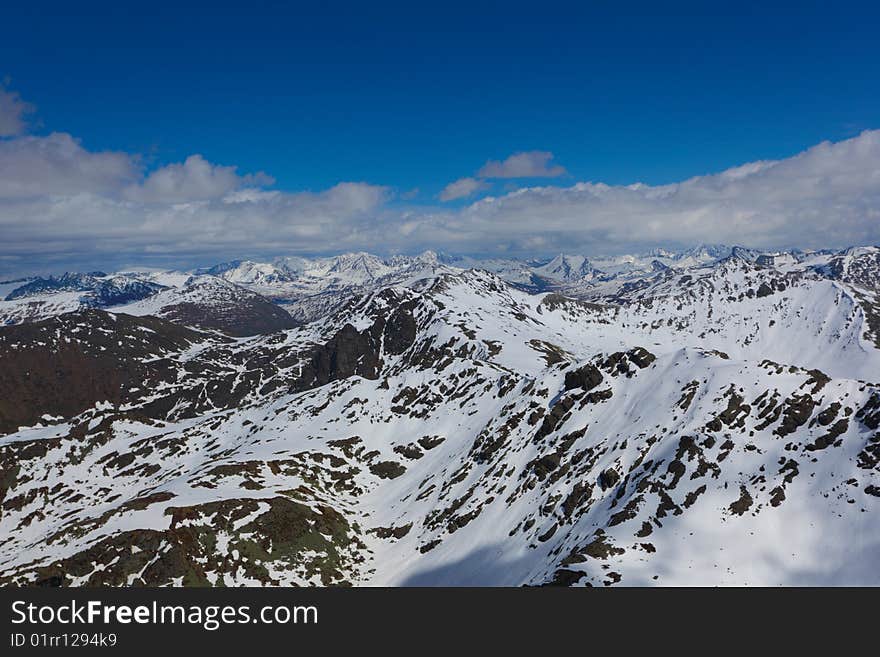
[0, 84, 34, 137]
[438, 177, 490, 201]
[0, 111, 389, 271]
[124, 154, 275, 203]
[416, 130, 880, 254]
[0, 132, 138, 198]
[0, 83, 879, 277]
[0, 179, 389, 262]
[438, 151, 567, 203]
[477, 151, 567, 179]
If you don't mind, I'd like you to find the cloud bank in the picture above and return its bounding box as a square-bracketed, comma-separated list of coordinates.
[0, 85, 879, 276]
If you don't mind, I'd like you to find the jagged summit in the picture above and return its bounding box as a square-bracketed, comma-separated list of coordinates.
[532, 254, 598, 282]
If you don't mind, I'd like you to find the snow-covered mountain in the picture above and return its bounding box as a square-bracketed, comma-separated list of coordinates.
[201, 260, 296, 286]
[197, 250, 455, 322]
[0, 272, 168, 326]
[532, 254, 600, 283]
[0, 244, 815, 327]
[195, 247, 742, 317]
[0, 271, 298, 336]
[587, 244, 730, 277]
[1, 245, 879, 586]
[825, 246, 880, 291]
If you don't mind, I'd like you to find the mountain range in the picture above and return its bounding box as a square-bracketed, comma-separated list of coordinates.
[0, 244, 878, 586]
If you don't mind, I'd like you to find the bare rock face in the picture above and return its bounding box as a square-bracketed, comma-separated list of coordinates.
[295, 304, 418, 390]
[297, 323, 383, 389]
[383, 307, 417, 355]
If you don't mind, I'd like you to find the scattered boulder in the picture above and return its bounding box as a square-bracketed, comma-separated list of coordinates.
[627, 347, 656, 369]
[756, 282, 774, 298]
[598, 468, 620, 491]
[369, 461, 407, 480]
[564, 363, 603, 391]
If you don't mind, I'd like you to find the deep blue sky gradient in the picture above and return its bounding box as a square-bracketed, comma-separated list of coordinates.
[3, 0, 879, 198]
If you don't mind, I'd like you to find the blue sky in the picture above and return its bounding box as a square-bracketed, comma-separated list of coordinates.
[1, 1, 880, 275]
[6, 1, 879, 195]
